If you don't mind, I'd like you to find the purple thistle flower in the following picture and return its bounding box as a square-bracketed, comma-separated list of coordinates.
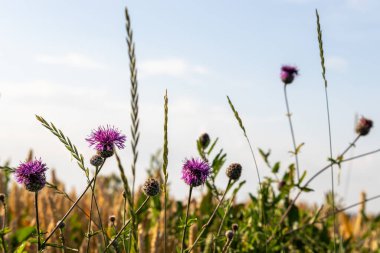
[15, 158, 48, 192]
[280, 65, 298, 84]
[355, 116, 373, 136]
[86, 125, 126, 158]
[181, 158, 210, 187]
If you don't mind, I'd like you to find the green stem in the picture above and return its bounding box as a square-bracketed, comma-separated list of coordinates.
[187, 180, 232, 253]
[267, 135, 361, 243]
[41, 160, 107, 248]
[59, 227, 66, 253]
[104, 196, 150, 252]
[181, 186, 193, 253]
[122, 194, 128, 253]
[35, 191, 41, 252]
[86, 166, 100, 253]
[284, 84, 300, 181]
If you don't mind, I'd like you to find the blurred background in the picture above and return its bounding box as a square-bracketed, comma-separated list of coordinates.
[0, 0, 379, 211]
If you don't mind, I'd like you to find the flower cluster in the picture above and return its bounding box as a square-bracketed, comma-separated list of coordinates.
[86, 125, 126, 158]
[15, 159, 48, 192]
[280, 65, 298, 84]
[181, 158, 210, 187]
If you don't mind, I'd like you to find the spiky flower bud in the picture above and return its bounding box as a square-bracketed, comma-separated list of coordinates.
[225, 230, 234, 241]
[232, 223, 238, 232]
[143, 178, 160, 197]
[280, 65, 298, 85]
[90, 154, 104, 167]
[0, 193, 5, 203]
[97, 147, 114, 158]
[57, 220, 65, 229]
[199, 133, 210, 149]
[355, 116, 373, 136]
[226, 163, 242, 180]
[109, 215, 116, 223]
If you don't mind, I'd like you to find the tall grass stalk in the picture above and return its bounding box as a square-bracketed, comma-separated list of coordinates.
[226, 96, 267, 249]
[125, 6, 140, 252]
[316, 9, 337, 251]
[181, 186, 193, 253]
[162, 90, 169, 253]
[187, 180, 232, 253]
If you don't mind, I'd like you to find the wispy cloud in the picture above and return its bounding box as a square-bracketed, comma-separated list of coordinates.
[35, 53, 106, 69]
[325, 56, 348, 72]
[139, 58, 208, 77]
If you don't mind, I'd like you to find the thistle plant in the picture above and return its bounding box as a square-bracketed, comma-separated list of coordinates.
[280, 65, 301, 181]
[180, 158, 210, 253]
[15, 158, 48, 252]
[85, 125, 126, 252]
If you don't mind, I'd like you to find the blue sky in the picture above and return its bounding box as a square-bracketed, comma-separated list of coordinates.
[1, 0, 380, 212]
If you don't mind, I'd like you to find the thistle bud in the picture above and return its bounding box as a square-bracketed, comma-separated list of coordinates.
[199, 133, 210, 149]
[355, 116, 373, 136]
[280, 65, 298, 85]
[90, 154, 104, 167]
[226, 163, 242, 180]
[225, 230, 234, 241]
[97, 145, 114, 158]
[143, 178, 160, 197]
[232, 223, 238, 232]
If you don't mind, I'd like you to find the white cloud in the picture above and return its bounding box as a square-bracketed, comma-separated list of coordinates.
[139, 58, 208, 77]
[35, 53, 106, 69]
[325, 56, 348, 72]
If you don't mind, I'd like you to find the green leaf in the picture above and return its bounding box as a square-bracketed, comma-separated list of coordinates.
[11, 226, 35, 245]
[272, 162, 280, 174]
[15, 242, 27, 253]
[298, 171, 307, 184]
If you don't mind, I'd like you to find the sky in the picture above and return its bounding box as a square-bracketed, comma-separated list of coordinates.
[1, 0, 380, 212]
